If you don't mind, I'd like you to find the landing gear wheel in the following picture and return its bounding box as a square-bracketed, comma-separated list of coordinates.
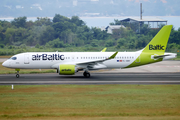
[15, 69, 20, 78]
[83, 71, 90, 78]
[16, 74, 20, 78]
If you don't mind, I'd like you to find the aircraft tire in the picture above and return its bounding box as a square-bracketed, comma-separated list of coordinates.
[86, 72, 90, 78]
[83, 71, 90, 78]
[16, 74, 20, 78]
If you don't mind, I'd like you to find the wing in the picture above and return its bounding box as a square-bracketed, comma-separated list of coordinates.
[76, 51, 118, 70]
[51, 52, 118, 70]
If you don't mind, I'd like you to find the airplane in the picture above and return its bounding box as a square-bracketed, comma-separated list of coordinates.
[2, 25, 177, 78]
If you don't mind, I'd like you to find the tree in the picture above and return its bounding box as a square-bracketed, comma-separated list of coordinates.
[0, 25, 4, 44]
[35, 43, 40, 48]
[47, 38, 65, 48]
[71, 16, 85, 26]
[11, 16, 27, 28]
[91, 42, 98, 47]
[116, 38, 126, 48]
[169, 27, 180, 45]
[39, 26, 55, 45]
[60, 29, 75, 44]
[52, 22, 68, 38]
[0, 44, 4, 48]
[53, 14, 69, 23]
[35, 17, 52, 26]
[105, 40, 114, 47]
[112, 27, 128, 40]
[5, 28, 16, 44]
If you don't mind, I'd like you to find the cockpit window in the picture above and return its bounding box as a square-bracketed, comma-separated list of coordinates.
[9, 57, 17, 60]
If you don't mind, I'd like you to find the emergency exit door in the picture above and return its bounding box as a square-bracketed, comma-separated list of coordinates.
[24, 54, 30, 64]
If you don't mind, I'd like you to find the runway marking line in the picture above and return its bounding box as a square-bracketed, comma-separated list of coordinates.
[0, 81, 180, 84]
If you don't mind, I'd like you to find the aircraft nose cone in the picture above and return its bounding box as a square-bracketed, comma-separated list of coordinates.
[2, 61, 8, 67]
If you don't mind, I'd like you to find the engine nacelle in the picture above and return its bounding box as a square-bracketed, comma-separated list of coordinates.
[58, 64, 78, 75]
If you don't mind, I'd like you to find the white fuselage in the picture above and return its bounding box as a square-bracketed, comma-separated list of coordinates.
[2, 51, 176, 70]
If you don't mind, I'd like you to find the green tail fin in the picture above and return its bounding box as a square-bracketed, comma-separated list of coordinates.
[143, 25, 172, 54]
[125, 25, 173, 68]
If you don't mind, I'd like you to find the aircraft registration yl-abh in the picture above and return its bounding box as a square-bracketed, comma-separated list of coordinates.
[2, 25, 177, 78]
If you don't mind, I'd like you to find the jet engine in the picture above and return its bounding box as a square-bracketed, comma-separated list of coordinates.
[58, 64, 78, 75]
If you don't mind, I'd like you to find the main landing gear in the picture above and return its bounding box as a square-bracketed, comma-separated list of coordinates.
[83, 71, 90, 78]
[15, 69, 20, 78]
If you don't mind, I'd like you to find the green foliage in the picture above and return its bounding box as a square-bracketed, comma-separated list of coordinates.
[91, 42, 98, 47]
[116, 38, 126, 48]
[71, 16, 85, 26]
[105, 40, 114, 47]
[11, 16, 27, 28]
[47, 38, 66, 48]
[53, 14, 69, 23]
[35, 43, 40, 48]
[0, 14, 180, 56]
[8, 45, 15, 49]
[0, 44, 4, 48]
[19, 44, 27, 49]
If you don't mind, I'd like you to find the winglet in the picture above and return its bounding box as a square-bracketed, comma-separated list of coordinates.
[108, 51, 118, 59]
[101, 48, 107, 52]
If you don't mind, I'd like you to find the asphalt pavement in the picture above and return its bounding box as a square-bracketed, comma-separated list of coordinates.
[0, 72, 180, 85]
[0, 60, 180, 85]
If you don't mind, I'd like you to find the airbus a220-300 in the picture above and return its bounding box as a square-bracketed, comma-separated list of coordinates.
[2, 25, 177, 78]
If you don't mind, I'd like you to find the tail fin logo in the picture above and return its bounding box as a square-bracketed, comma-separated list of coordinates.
[149, 44, 164, 50]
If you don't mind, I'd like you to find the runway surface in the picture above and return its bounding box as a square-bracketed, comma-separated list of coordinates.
[0, 72, 180, 85]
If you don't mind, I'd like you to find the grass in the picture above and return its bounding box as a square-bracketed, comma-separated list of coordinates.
[0, 85, 179, 120]
[0, 56, 11, 58]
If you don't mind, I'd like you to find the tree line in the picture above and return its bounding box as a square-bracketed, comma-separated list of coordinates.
[0, 14, 180, 55]
[0, 14, 109, 48]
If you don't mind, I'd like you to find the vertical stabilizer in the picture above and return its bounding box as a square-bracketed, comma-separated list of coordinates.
[126, 25, 173, 68]
[142, 25, 172, 54]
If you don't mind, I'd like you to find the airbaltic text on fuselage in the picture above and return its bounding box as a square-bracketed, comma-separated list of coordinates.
[32, 54, 64, 61]
[149, 44, 164, 50]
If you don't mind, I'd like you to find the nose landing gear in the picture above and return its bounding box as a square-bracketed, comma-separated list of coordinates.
[15, 69, 20, 78]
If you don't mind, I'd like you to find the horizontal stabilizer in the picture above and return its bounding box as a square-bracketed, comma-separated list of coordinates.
[154, 54, 170, 59]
